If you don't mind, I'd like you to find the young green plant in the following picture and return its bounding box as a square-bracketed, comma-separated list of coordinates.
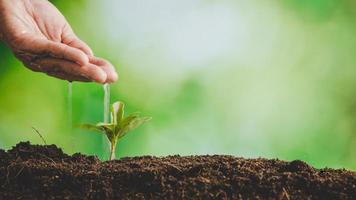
[81, 101, 151, 160]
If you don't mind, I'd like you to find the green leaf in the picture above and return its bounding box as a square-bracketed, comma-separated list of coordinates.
[111, 101, 125, 125]
[81, 123, 116, 142]
[118, 112, 139, 131]
[80, 124, 105, 133]
[119, 116, 151, 138]
[97, 123, 116, 141]
[96, 122, 115, 130]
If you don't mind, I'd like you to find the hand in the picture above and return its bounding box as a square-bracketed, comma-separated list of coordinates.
[0, 0, 118, 83]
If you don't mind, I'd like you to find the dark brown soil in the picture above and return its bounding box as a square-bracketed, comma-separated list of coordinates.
[0, 142, 355, 200]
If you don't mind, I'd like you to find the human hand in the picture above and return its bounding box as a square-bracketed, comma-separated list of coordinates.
[0, 0, 118, 83]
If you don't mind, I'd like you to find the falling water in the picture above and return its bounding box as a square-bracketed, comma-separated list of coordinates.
[103, 83, 111, 159]
[67, 82, 75, 153]
[103, 83, 110, 123]
[68, 82, 73, 133]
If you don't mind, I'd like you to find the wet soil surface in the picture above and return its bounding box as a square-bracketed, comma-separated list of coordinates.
[0, 142, 355, 200]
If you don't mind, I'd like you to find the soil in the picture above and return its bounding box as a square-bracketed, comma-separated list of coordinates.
[0, 142, 355, 200]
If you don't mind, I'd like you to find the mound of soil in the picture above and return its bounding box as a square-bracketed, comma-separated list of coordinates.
[0, 142, 355, 200]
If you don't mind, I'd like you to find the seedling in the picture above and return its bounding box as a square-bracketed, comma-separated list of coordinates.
[81, 101, 151, 160]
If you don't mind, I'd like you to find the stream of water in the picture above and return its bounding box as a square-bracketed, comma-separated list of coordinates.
[67, 82, 75, 152]
[103, 83, 110, 123]
[103, 83, 111, 159]
[67, 83, 111, 158]
[68, 82, 73, 133]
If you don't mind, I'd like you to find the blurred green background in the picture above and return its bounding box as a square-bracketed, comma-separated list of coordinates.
[0, 0, 355, 170]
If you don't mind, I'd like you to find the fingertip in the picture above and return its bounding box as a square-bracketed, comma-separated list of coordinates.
[89, 57, 118, 83]
[107, 71, 119, 83]
[92, 67, 108, 84]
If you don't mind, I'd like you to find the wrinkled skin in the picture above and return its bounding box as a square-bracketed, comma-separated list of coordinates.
[0, 0, 118, 83]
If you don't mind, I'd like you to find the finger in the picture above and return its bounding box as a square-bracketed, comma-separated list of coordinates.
[65, 37, 94, 56]
[46, 71, 92, 82]
[90, 56, 118, 83]
[23, 58, 91, 82]
[61, 25, 94, 56]
[20, 37, 89, 66]
[34, 58, 107, 83]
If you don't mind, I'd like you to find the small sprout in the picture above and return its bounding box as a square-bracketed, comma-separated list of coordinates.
[81, 101, 151, 160]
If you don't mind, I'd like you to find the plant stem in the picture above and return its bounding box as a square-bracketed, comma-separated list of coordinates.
[109, 142, 116, 160]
